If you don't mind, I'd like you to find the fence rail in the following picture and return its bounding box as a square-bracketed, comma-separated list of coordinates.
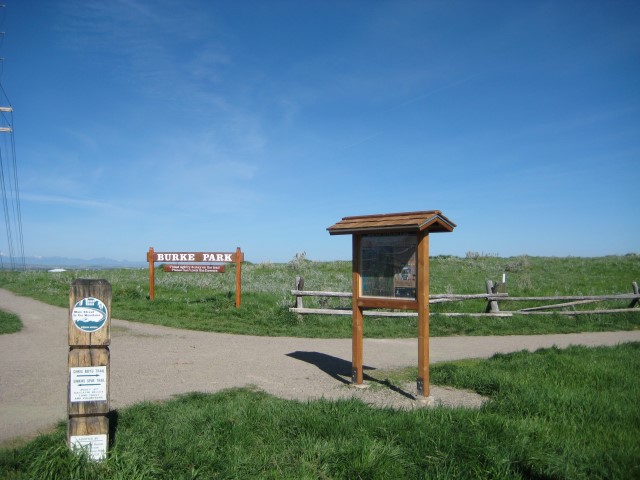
[289, 277, 640, 318]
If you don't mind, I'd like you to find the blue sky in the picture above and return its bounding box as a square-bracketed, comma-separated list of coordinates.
[1, 0, 638, 263]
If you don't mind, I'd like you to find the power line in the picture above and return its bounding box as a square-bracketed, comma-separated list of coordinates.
[0, 3, 24, 270]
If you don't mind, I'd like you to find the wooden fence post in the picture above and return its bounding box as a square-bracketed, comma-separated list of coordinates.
[68, 279, 111, 461]
[485, 280, 500, 313]
[295, 276, 304, 309]
[630, 282, 639, 308]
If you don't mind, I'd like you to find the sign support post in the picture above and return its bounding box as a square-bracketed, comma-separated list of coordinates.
[68, 279, 111, 461]
[147, 247, 155, 301]
[235, 247, 243, 308]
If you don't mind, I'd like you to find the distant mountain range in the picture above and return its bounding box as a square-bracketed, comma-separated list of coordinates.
[4, 256, 147, 270]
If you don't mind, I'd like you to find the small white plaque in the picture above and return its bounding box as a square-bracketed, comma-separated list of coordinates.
[70, 434, 108, 461]
[70, 366, 107, 402]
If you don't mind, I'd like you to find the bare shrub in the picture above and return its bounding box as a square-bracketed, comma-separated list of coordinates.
[288, 252, 308, 270]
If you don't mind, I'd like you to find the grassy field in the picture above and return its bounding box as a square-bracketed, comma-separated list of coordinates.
[1, 343, 638, 479]
[0, 254, 638, 337]
[0, 310, 21, 334]
[1, 257, 638, 478]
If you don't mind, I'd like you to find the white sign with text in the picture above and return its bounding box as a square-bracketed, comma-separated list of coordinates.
[70, 366, 107, 402]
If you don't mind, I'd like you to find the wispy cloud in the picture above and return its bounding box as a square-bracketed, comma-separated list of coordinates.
[56, 0, 224, 102]
[397, 73, 484, 108]
[21, 192, 125, 210]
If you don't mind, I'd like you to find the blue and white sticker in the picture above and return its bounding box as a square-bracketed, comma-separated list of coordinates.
[72, 297, 108, 333]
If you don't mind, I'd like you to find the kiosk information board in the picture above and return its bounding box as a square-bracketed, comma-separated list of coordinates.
[328, 210, 456, 398]
[360, 234, 417, 298]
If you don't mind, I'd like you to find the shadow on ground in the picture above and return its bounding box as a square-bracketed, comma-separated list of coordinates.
[286, 350, 415, 400]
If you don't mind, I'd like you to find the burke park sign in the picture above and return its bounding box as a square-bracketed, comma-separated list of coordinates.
[155, 252, 235, 262]
[146, 247, 244, 307]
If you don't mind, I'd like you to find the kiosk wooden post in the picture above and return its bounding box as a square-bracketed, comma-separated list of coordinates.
[68, 279, 111, 461]
[416, 231, 430, 395]
[328, 211, 455, 398]
[352, 235, 364, 384]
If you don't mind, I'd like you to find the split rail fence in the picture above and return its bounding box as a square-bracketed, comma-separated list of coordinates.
[290, 277, 640, 318]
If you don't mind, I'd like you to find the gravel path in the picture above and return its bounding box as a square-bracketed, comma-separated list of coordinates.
[1, 287, 638, 444]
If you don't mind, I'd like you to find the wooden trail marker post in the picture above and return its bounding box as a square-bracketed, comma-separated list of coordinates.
[328, 211, 456, 398]
[68, 279, 111, 461]
[147, 247, 244, 307]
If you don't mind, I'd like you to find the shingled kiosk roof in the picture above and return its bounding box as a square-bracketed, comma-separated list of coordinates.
[327, 210, 456, 235]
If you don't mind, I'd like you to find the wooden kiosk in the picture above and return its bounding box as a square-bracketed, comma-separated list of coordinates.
[327, 210, 456, 397]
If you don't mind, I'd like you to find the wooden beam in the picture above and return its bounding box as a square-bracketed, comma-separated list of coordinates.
[235, 247, 242, 308]
[290, 289, 352, 298]
[519, 299, 601, 312]
[357, 297, 418, 310]
[289, 307, 418, 317]
[518, 308, 640, 315]
[291, 290, 510, 300]
[498, 294, 638, 301]
[147, 247, 155, 301]
[352, 235, 364, 385]
[416, 231, 430, 397]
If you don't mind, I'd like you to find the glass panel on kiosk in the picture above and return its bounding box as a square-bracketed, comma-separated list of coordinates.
[360, 233, 417, 298]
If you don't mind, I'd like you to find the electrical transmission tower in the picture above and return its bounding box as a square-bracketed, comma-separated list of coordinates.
[0, 3, 25, 270]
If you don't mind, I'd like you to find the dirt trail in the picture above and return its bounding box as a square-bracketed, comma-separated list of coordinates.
[1, 287, 638, 444]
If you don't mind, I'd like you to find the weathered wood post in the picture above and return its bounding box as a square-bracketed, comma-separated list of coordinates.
[485, 280, 501, 313]
[147, 246, 155, 301]
[416, 230, 430, 396]
[630, 282, 639, 308]
[294, 276, 305, 309]
[68, 279, 111, 461]
[235, 247, 243, 308]
[351, 234, 364, 384]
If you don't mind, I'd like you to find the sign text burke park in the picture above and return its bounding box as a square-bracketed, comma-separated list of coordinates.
[153, 252, 235, 262]
[147, 247, 244, 306]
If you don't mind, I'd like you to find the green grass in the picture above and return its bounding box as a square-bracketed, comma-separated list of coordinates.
[0, 255, 638, 337]
[1, 343, 638, 479]
[0, 310, 21, 334]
